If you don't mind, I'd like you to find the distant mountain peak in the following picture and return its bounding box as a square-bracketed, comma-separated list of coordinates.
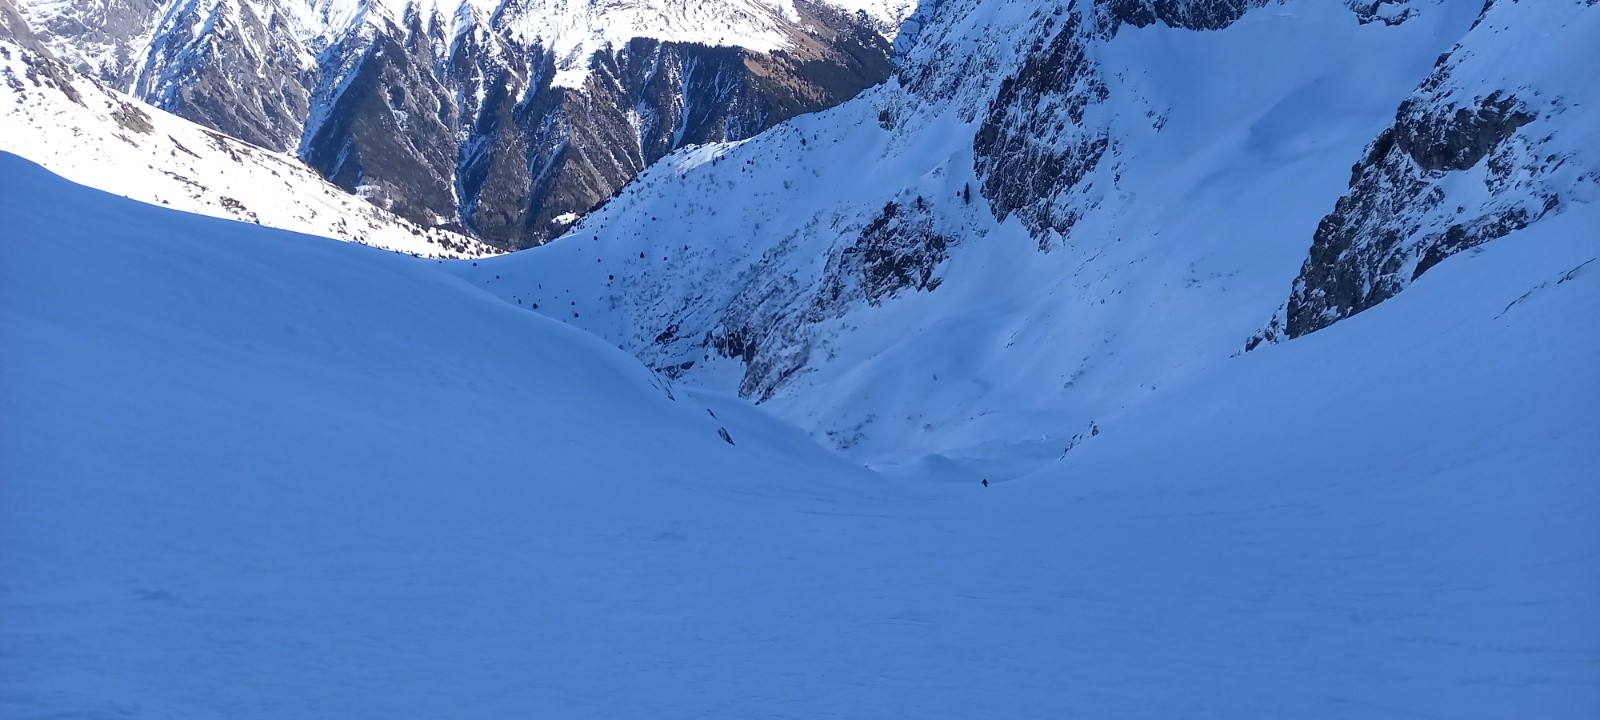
[0, 33, 496, 257]
[14, 0, 902, 247]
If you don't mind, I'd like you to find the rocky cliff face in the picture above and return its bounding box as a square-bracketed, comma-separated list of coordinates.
[297, 9, 477, 229]
[513, 8, 893, 248]
[972, 9, 1108, 247]
[1093, 0, 1273, 32]
[1252, 0, 1600, 346]
[707, 195, 952, 400]
[133, 0, 314, 153]
[9, 0, 163, 84]
[15, 0, 895, 249]
[971, 0, 1280, 248]
[0, 0, 46, 52]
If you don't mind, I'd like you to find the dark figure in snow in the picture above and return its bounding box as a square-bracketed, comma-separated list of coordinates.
[982, 478, 989, 488]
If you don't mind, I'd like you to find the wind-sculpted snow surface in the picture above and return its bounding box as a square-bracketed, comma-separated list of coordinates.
[0, 39, 493, 256]
[4, 152, 1598, 717]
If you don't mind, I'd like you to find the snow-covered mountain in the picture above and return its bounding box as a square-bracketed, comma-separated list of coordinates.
[13, 0, 909, 247]
[2, 0, 1596, 714]
[0, 28, 494, 256]
[4, 145, 1597, 715]
[463, 0, 1599, 478]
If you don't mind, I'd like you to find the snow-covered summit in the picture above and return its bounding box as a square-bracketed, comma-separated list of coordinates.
[17, 0, 910, 87]
[349, 0, 910, 85]
[284, 0, 908, 87]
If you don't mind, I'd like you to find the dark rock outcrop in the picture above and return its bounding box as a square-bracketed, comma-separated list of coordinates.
[973, 2, 1280, 248]
[973, 10, 1109, 246]
[1392, 90, 1534, 173]
[1344, 0, 1419, 26]
[707, 196, 952, 400]
[135, 0, 312, 153]
[447, 19, 535, 243]
[1093, 0, 1273, 33]
[815, 198, 950, 309]
[1251, 1, 1595, 346]
[1264, 91, 1548, 340]
[507, 2, 892, 248]
[299, 21, 463, 227]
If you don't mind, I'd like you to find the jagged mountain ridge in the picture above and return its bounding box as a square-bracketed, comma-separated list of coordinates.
[0, 22, 493, 257]
[14, 0, 908, 248]
[460, 0, 1597, 477]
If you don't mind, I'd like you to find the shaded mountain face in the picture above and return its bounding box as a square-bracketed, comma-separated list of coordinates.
[133, 0, 315, 155]
[15, 0, 897, 248]
[494, 5, 894, 248]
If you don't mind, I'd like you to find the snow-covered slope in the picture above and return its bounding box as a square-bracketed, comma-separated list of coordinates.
[0, 38, 494, 257]
[463, 0, 1598, 477]
[4, 150, 1598, 716]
